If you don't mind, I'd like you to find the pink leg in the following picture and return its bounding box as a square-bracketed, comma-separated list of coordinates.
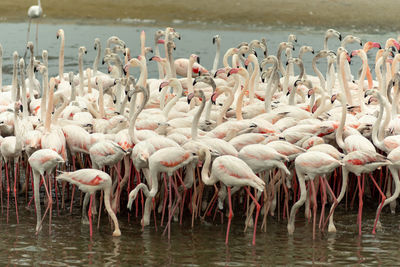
[14, 161, 19, 224]
[161, 174, 168, 227]
[38, 175, 51, 232]
[310, 179, 317, 240]
[370, 173, 387, 234]
[244, 187, 260, 246]
[322, 178, 338, 230]
[88, 194, 93, 237]
[48, 174, 53, 233]
[319, 177, 327, 229]
[225, 186, 233, 245]
[357, 175, 363, 235]
[70, 185, 75, 214]
[5, 161, 9, 223]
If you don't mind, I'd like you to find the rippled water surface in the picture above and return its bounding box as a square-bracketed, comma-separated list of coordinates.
[0, 22, 399, 265]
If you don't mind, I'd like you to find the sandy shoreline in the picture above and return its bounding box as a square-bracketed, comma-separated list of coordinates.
[1, 0, 399, 31]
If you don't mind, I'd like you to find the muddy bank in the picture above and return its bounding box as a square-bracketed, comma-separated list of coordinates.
[1, 0, 398, 31]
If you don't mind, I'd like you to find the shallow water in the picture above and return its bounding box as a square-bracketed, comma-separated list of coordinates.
[0, 21, 399, 265]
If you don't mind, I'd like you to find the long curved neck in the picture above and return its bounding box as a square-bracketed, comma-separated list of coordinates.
[248, 56, 259, 104]
[201, 150, 218, 185]
[129, 88, 149, 144]
[45, 81, 54, 132]
[288, 85, 297, 105]
[187, 58, 195, 109]
[375, 57, 383, 95]
[103, 187, 120, 235]
[392, 82, 400, 117]
[379, 93, 391, 141]
[59, 32, 65, 81]
[20, 66, 28, 119]
[357, 53, 368, 113]
[312, 54, 327, 90]
[372, 93, 389, 151]
[222, 48, 235, 69]
[93, 42, 101, 76]
[191, 91, 205, 140]
[78, 52, 84, 96]
[276, 43, 287, 76]
[11, 55, 18, 101]
[28, 49, 35, 101]
[13, 106, 22, 152]
[339, 52, 352, 105]
[217, 86, 234, 125]
[212, 40, 220, 74]
[40, 67, 48, 121]
[154, 40, 164, 79]
[52, 96, 69, 123]
[335, 98, 346, 151]
[98, 81, 105, 118]
[235, 71, 249, 121]
[265, 65, 278, 113]
[163, 82, 182, 119]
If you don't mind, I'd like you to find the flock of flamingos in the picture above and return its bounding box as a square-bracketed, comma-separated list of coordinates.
[0, 26, 400, 246]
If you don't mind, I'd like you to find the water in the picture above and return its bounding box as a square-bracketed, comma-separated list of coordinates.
[0, 21, 399, 265]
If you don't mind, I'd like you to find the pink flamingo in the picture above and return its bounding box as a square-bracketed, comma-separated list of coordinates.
[56, 169, 121, 237]
[28, 149, 64, 233]
[198, 148, 265, 245]
[127, 147, 194, 238]
[288, 151, 342, 239]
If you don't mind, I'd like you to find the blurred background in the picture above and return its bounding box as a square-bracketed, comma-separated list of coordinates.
[2, 0, 398, 31]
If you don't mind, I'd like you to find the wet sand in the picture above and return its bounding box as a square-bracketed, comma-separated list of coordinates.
[1, 0, 399, 31]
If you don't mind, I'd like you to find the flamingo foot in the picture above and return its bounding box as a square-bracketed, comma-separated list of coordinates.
[287, 223, 294, 235]
[328, 222, 337, 233]
[112, 229, 121, 237]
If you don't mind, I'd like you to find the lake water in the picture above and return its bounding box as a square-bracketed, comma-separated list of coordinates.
[0, 21, 399, 266]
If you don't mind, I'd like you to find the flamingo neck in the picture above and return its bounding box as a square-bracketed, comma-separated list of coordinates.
[187, 58, 195, 109]
[78, 52, 84, 96]
[93, 43, 101, 76]
[11, 56, 18, 101]
[211, 40, 220, 74]
[129, 88, 148, 144]
[276, 43, 287, 76]
[339, 53, 352, 105]
[358, 54, 368, 113]
[59, 33, 65, 81]
[312, 55, 326, 90]
[335, 97, 347, 151]
[191, 91, 205, 140]
[40, 67, 48, 121]
[163, 81, 182, 119]
[372, 93, 388, 151]
[45, 82, 54, 132]
[216, 86, 234, 125]
[103, 187, 121, 235]
[201, 150, 218, 186]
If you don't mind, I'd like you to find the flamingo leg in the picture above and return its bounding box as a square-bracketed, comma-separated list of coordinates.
[88, 194, 93, 237]
[244, 187, 260, 246]
[225, 186, 233, 245]
[319, 176, 327, 229]
[14, 160, 19, 224]
[310, 179, 317, 240]
[357, 175, 363, 235]
[370, 173, 387, 234]
[38, 175, 51, 234]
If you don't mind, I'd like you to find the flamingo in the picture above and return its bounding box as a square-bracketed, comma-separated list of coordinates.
[288, 151, 342, 239]
[24, 0, 42, 58]
[56, 169, 121, 237]
[197, 148, 265, 245]
[28, 149, 64, 233]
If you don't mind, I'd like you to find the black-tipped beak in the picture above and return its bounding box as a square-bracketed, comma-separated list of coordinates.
[20, 105, 23, 112]
[213, 37, 216, 44]
[57, 35, 59, 39]
[359, 41, 363, 46]
[193, 79, 197, 86]
[85, 51, 87, 54]
[285, 61, 289, 66]
[94, 46, 97, 50]
[338, 34, 342, 41]
[123, 68, 127, 76]
[254, 51, 258, 57]
[102, 59, 105, 65]
[214, 72, 218, 78]
[311, 50, 315, 54]
[261, 77, 265, 83]
[196, 57, 200, 64]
